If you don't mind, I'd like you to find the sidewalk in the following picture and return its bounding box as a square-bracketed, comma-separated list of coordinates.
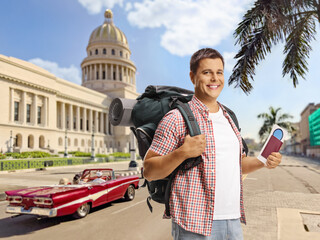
[242, 155, 320, 240]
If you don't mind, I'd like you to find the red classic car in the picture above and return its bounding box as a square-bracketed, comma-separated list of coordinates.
[5, 168, 139, 219]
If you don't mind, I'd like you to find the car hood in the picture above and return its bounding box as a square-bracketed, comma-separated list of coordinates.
[5, 185, 88, 198]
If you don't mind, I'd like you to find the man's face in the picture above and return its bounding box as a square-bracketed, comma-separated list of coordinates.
[190, 58, 224, 105]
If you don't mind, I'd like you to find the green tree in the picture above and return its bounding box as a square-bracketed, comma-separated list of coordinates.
[257, 107, 295, 142]
[229, 0, 320, 93]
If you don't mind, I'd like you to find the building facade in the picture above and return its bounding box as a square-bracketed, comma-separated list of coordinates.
[307, 108, 320, 157]
[0, 10, 138, 154]
[299, 103, 320, 155]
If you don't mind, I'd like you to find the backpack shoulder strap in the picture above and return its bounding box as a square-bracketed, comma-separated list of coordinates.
[222, 104, 240, 132]
[163, 99, 202, 217]
[175, 100, 201, 137]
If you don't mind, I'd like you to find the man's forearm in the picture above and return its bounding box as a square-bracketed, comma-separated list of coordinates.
[143, 147, 189, 181]
[242, 156, 265, 174]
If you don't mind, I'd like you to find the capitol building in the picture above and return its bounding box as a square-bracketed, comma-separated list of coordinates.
[0, 10, 138, 154]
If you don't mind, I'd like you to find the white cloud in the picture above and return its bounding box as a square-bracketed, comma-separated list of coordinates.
[125, 2, 133, 11]
[29, 58, 82, 85]
[78, 0, 124, 14]
[127, 0, 252, 56]
[223, 51, 236, 72]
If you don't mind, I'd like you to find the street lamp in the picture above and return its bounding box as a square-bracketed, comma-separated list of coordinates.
[91, 125, 95, 160]
[9, 130, 13, 153]
[64, 128, 68, 157]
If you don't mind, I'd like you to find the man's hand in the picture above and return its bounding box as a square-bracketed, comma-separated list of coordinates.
[181, 134, 206, 159]
[266, 152, 282, 169]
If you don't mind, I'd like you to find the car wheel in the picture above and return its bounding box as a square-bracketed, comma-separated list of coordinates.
[124, 185, 135, 201]
[73, 202, 90, 219]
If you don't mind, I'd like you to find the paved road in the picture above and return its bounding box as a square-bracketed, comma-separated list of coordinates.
[0, 155, 319, 240]
[0, 161, 171, 240]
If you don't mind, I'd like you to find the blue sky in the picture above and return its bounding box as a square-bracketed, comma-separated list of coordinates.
[1, 0, 319, 142]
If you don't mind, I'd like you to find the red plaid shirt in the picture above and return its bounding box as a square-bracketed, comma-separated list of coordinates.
[149, 96, 246, 236]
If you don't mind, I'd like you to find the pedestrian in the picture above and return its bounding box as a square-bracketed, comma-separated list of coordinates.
[143, 48, 282, 239]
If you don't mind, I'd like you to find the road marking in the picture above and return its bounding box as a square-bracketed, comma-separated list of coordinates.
[246, 177, 258, 180]
[111, 200, 145, 215]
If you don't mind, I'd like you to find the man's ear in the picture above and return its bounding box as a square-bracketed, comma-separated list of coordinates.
[190, 71, 195, 85]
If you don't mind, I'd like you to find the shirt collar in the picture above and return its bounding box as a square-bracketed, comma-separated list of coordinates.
[191, 95, 227, 117]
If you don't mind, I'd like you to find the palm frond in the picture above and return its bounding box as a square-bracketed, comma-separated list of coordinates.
[230, 0, 290, 93]
[283, 11, 316, 86]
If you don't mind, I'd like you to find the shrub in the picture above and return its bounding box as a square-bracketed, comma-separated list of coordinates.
[0, 153, 6, 159]
[109, 152, 130, 158]
[74, 152, 91, 157]
[96, 154, 108, 157]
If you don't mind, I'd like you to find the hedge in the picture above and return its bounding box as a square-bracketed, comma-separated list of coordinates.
[0, 156, 136, 171]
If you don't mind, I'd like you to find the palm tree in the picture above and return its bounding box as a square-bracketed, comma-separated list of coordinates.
[257, 107, 295, 142]
[229, 0, 319, 93]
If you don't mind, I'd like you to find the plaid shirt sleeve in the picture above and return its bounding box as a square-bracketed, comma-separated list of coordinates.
[149, 109, 184, 156]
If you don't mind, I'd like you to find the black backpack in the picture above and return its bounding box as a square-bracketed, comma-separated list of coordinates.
[131, 85, 248, 216]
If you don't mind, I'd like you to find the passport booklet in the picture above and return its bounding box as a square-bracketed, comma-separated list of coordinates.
[257, 124, 286, 165]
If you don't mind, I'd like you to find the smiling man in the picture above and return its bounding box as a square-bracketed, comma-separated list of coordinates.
[143, 48, 282, 240]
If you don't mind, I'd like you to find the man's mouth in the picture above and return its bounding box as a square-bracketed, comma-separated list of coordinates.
[207, 85, 219, 90]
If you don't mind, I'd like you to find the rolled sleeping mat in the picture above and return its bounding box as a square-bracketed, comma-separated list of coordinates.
[109, 98, 137, 126]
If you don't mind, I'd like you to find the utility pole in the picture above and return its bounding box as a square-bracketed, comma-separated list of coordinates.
[64, 128, 68, 157]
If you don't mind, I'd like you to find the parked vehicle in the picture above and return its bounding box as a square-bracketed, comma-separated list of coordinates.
[5, 168, 139, 219]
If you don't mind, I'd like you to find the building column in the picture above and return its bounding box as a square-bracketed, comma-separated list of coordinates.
[94, 111, 98, 133]
[76, 106, 80, 131]
[86, 66, 89, 81]
[99, 64, 102, 81]
[69, 104, 73, 130]
[121, 66, 124, 81]
[116, 65, 119, 81]
[94, 64, 97, 80]
[61, 102, 65, 129]
[33, 94, 38, 125]
[111, 64, 114, 80]
[89, 109, 92, 132]
[21, 91, 26, 125]
[105, 113, 108, 135]
[83, 107, 87, 132]
[43, 97, 47, 127]
[90, 65, 93, 81]
[100, 112, 104, 133]
[105, 64, 108, 80]
[10, 88, 14, 122]
[125, 67, 128, 83]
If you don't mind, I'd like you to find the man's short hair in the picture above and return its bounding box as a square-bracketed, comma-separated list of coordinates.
[190, 48, 224, 74]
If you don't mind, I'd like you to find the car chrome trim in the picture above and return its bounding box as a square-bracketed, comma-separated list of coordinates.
[6, 205, 57, 217]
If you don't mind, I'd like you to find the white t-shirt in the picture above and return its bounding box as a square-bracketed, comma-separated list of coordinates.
[92, 178, 106, 184]
[209, 107, 241, 220]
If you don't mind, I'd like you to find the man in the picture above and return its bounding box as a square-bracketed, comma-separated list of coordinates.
[92, 171, 106, 184]
[143, 48, 282, 239]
